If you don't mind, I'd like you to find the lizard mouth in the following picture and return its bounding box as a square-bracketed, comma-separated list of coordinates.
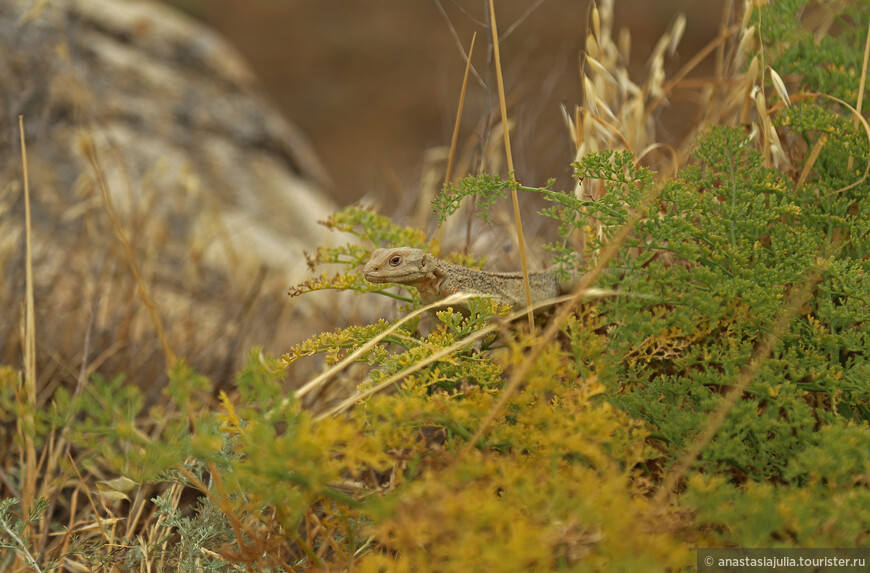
[362, 265, 397, 283]
[364, 269, 415, 284]
[363, 272, 389, 283]
[364, 272, 414, 284]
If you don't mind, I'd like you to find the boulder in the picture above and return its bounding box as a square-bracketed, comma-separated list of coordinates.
[0, 0, 339, 394]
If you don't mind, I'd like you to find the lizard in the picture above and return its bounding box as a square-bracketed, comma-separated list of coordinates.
[363, 247, 580, 310]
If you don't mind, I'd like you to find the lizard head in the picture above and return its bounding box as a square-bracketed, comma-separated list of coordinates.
[363, 247, 438, 285]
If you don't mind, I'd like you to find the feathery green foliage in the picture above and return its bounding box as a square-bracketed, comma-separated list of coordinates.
[433, 172, 514, 224]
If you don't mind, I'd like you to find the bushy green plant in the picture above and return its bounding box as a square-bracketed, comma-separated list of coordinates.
[592, 125, 863, 479]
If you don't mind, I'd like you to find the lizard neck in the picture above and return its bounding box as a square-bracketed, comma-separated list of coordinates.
[411, 263, 447, 304]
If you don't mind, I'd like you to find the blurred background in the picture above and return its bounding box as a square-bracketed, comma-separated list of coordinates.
[167, 0, 726, 207]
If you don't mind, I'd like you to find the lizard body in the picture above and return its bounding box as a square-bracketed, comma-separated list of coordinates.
[363, 247, 576, 308]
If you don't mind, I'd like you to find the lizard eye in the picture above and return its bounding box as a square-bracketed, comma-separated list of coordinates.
[389, 255, 402, 266]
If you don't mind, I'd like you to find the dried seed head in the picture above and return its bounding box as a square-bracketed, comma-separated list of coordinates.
[747, 55, 761, 82]
[741, 0, 762, 29]
[669, 14, 686, 56]
[586, 54, 618, 86]
[768, 124, 791, 169]
[768, 66, 791, 107]
[561, 103, 579, 149]
[586, 32, 599, 59]
[753, 84, 768, 118]
[584, 76, 600, 114]
[748, 122, 760, 142]
[651, 34, 669, 62]
[600, 0, 614, 36]
[646, 57, 665, 99]
[618, 27, 631, 63]
[591, 1, 600, 39]
[738, 26, 757, 58]
[597, 97, 618, 123]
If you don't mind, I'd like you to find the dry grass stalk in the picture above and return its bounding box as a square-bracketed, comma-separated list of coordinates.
[443, 31, 478, 190]
[795, 134, 828, 191]
[17, 115, 39, 569]
[437, 31, 478, 252]
[858, 17, 870, 115]
[847, 16, 870, 173]
[487, 0, 535, 332]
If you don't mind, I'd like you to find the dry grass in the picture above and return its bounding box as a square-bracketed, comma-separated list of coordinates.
[487, 0, 536, 331]
[17, 114, 39, 571]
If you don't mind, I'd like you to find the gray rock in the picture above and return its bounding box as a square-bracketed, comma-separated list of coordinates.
[0, 0, 340, 393]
